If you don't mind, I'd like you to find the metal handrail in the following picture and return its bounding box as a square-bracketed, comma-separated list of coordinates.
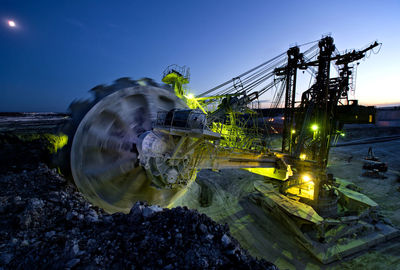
[162, 65, 190, 81]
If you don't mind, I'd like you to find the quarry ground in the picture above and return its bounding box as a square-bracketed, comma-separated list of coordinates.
[171, 127, 400, 270]
[1, 118, 399, 269]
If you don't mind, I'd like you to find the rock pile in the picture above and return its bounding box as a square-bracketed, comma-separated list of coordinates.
[0, 164, 277, 269]
[0, 135, 52, 174]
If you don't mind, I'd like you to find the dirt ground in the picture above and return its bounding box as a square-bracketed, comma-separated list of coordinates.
[171, 128, 400, 270]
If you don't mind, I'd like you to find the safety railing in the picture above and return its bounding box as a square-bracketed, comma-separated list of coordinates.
[162, 65, 190, 82]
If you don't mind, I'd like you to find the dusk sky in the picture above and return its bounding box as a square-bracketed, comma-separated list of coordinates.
[1, 0, 399, 112]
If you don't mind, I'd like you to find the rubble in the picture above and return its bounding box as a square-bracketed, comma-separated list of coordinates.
[0, 164, 277, 269]
[0, 134, 52, 174]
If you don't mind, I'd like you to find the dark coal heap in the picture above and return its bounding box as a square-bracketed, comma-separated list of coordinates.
[0, 164, 277, 269]
[0, 135, 52, 175]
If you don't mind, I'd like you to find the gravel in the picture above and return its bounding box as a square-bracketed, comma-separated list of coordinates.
[0, 164, 277, 269]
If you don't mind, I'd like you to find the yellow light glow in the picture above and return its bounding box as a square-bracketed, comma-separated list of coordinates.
[291, 129, 296, 134]
[302, 174, 311, 182]
[8, 20, 16, 27]
[45, 133, 68, 153]
[244, 167, 291, 181]
[311, 124, 318, 131]
[299, 153, 306, 161]
[286, 174, 315, 200]
[186, 93, 195, 99]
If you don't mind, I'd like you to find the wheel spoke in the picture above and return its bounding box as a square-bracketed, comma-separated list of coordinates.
[84, 127, 138, 154]
[84, 156, 137, 182]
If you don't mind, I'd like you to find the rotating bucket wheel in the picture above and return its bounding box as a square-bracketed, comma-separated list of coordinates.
[71, 85, 187, 213]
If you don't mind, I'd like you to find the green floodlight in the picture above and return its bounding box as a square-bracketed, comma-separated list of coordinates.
[311, 124, 318, 131]
[186, 93, 195, 100]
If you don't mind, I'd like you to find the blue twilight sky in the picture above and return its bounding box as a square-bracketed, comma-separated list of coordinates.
[1, 0, 399, 112]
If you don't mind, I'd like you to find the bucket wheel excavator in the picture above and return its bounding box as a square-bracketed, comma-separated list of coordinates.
[68, 81, 289, 213]
[59, 36, 398, 263]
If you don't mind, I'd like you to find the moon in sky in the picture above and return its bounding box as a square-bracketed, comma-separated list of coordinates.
[8, 20, 16, 28]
